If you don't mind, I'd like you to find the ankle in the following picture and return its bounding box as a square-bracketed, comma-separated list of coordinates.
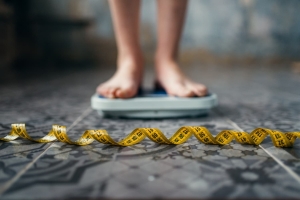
[155, 55, 180, 73]
[155, 54, 177, 66]
[117, 52, 144, 70]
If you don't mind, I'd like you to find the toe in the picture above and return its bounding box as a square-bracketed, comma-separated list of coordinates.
[187, 83, 207, 97]
[121, 87, 136, 98]
[115, 88, 123, 98]
[107, 87, 117, 98]
[193, 88, 205, 97]
[112, 87, 120, 98]
[97, 84, 109, 96]
[172, 84, 194, 97]
[96, 85, 103, 95]
[182, 89, 195, 97]
[192, 86, 205, 96]
[196, 84, 208, 96]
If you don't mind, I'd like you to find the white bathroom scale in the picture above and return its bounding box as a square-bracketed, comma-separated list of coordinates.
[91, 89, 218, 118]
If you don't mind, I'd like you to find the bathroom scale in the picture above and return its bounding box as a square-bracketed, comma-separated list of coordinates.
[91, 89, 218, 118]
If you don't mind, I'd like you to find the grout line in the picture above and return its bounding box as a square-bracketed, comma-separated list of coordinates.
[66, 107, 93, 131]
[0, 107, 93, 195]
[259, 145, 300, 184]
[225, 118, 300, 184]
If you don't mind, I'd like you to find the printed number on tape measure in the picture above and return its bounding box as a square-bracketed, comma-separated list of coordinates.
[0, 124, 299, 147]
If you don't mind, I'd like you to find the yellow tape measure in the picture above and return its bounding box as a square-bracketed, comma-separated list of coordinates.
[0, 124, 299, 147]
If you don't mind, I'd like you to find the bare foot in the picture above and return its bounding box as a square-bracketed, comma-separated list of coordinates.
[155, 59, 207, 97]
[97, 56, 143, 98]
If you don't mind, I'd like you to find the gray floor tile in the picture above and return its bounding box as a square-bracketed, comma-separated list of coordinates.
[2, 159, 113, 199]
[1, 65, 300, 199]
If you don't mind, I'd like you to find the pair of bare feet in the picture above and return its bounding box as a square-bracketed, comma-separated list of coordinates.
[97, 0, 207, 98]
[97, 56, 207, 98]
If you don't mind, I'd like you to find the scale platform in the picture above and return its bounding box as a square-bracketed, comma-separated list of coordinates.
[91, 89, 218, 118]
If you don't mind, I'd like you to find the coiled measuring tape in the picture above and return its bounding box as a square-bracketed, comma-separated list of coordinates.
[0, 124, 299, 147]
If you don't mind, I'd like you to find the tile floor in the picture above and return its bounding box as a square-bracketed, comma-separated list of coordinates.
[0, 64, 299, 199]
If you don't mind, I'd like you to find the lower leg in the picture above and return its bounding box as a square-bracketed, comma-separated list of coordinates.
[155, 0, 207, 97]
[97, 0, 143, 98]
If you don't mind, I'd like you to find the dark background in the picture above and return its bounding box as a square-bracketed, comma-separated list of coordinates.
[1, 0, 300, 80]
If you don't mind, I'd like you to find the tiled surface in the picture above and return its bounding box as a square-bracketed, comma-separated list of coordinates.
[0, 65, 300, 199]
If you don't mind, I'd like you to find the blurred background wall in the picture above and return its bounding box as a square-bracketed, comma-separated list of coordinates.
[1, 0, 300, 76]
